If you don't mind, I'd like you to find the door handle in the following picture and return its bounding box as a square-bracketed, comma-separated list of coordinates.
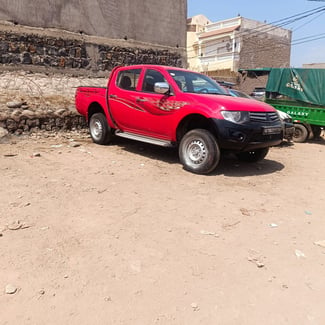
[110, 94, 117, 98]
[136, 98, 147, 102]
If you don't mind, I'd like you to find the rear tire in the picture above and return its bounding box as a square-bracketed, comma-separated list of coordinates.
[293, 124, 308, 143]
[89, 113, 112, 145]
[311, 126, 322, 139]
[179, 129, 220, 174]
[236, 147, 269, 162]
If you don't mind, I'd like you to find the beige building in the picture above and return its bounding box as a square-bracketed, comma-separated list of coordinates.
[187, 15, 292, 80]
[302, 63, 325, 69]
[187, 15, 212, 71]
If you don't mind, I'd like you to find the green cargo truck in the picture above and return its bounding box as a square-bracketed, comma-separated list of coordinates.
[265, 68, 325, 142]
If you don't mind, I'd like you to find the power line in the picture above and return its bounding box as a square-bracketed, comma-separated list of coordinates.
[219, 5, 325, 40]
[226, 6, 325, 43]
[292, 31, 325, 43]
[187, 6, 325, 60]
[292, 10, 325, 31]
[293, 34, 325, 45]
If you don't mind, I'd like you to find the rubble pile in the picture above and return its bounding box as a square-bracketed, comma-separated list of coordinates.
[0, 101, 87, 135]
[0, 70, 105, 134]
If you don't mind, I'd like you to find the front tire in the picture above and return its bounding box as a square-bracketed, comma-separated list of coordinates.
[293, 124, 308, 143]
[179, 129, 220, 174]
[236, 147, 269, 162]
[89, 113, 112, 145]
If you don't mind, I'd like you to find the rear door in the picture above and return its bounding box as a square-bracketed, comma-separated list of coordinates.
[108, 68, 143, 131]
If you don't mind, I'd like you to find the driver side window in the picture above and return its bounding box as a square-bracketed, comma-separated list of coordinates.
[142, 69, 167, 93]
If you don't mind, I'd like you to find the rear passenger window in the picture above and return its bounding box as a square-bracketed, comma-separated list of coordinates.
[117, 69, 141, 90]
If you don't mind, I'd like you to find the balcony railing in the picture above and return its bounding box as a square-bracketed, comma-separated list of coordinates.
[199, 52, 239, 63]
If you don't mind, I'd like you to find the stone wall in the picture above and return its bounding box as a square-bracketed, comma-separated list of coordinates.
[0, 31, 89, 70]
[0, 110, 87, 136]
[239, 31, 291, 70]
[96, 45, 182, 72]
[0, 26, 183, 74]
[236, 29, 291, 94]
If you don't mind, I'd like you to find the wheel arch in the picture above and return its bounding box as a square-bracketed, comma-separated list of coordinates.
[176, 114, 217, 143]
[87, 102, 106, 124]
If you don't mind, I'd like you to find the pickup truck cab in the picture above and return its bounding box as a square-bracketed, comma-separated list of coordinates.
[75, 65, 283, 174]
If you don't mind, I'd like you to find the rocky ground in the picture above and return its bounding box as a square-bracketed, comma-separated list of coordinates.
[0, 128, 325, 324]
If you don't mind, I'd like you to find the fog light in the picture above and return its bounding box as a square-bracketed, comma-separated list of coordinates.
[230, 131, 245, 141]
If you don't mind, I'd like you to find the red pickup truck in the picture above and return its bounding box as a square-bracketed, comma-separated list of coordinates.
[75, 65, 283, 174]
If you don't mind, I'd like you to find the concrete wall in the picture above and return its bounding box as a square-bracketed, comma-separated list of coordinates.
[0, 0, 186, 48]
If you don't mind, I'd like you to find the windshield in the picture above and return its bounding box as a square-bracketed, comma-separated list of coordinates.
[167, 69, 228, 95]
[229, 89, 252, 99]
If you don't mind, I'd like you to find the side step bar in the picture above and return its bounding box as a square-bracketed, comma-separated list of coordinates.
[115, 131, 174, 147]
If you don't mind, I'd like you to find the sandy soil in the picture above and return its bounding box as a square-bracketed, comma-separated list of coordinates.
[0, 132, 325, 325]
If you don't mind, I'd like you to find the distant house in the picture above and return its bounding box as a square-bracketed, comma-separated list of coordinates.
[187, 15, 212, 72]
[303, 63, 325, 69]
[187, 15, 292, 88]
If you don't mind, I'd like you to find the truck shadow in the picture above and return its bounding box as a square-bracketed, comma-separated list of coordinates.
[212, 155, 284, 177]
[112, 137, 179, 164]
[305, 136, 325, 145]
[112, 138, 284, 177]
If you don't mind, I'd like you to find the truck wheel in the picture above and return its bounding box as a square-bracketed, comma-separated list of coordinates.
[236, 147, 269, 162]
[293, 124, 308, 143]
[89, 113, 112, 145]
[179, 129, 220, 174]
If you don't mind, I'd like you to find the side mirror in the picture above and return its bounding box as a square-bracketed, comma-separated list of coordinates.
[154, 82, 170, 94]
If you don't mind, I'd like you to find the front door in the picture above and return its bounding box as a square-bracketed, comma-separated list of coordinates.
[109, 68, 181, 139]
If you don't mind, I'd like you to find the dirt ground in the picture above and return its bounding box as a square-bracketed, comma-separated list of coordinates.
[0, 131, 325, 325]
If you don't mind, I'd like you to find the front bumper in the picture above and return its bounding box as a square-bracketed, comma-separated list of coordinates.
[212, 118, 283, 152]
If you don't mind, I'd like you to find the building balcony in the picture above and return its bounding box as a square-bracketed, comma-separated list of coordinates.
[200, 52, 239, 63]
[198, 52, 240, 72]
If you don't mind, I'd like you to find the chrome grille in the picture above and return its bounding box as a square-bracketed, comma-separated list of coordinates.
[249, 112, 280, 122]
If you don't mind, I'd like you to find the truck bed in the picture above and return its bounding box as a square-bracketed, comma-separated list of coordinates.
[266, 98, 325, 126]
[75, 86, 107, 118]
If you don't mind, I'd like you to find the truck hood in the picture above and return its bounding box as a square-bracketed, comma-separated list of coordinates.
[187, 93, 276, 112]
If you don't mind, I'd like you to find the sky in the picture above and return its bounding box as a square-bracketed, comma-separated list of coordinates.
[187, 0, 325, 67]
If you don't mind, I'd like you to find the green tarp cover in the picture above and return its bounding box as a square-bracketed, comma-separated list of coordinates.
[266, 68, 325, 107]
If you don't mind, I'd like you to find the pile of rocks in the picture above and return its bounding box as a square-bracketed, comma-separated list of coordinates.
[0, 70, 107, 135]
[0, 100, 87, 135]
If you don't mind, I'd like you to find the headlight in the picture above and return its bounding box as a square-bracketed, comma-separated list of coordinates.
[277, 110, 290, 120]
[221, 111, 249, 124]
